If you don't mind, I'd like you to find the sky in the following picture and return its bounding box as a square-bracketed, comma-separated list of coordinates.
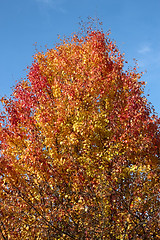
[0, 0, 160, 115]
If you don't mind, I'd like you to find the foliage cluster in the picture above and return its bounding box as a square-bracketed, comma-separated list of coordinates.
[0, 22, 159, 239]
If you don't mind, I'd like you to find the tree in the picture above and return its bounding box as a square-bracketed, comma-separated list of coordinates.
[0, 22, 159, 239]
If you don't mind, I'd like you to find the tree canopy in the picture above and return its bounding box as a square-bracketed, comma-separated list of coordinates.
[0, 22, 159, 239]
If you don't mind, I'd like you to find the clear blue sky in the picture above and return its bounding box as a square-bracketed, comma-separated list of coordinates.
[1, 0, 160, 115]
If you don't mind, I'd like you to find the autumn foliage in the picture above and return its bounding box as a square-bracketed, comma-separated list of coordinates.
[0, 23, 159, 239]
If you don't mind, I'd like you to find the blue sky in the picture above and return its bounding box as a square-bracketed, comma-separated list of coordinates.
[1, 0, 160, 115]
